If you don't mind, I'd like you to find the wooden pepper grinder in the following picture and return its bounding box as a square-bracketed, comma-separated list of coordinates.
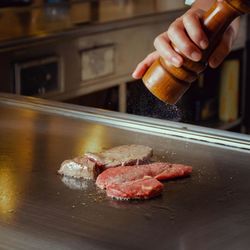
[142, 0, 250, 104]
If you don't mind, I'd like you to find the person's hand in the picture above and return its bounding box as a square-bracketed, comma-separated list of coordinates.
[132, 7, 237, 79]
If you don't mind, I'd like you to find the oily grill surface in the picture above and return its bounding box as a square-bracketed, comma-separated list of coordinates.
[0, 102, 250, 250]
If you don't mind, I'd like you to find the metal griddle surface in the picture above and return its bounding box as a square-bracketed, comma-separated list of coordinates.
[0, 96, 250, 250]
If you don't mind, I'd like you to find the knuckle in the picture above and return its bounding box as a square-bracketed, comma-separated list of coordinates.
[166, 28, 172, 38]
[168, 23, 177, 35]
[167, 26, 181, 41]
[181, 44, 194, 56]
[193, 31, 204, 43]
[145, 53, 154, 61]
[148, 51, 156, 57]
[163, 51, 172, 61]
[137, 61, 144, 68]
[175, 17, 182, 23]
[153, 36, 160, 47]
[183, 12, 192, 22]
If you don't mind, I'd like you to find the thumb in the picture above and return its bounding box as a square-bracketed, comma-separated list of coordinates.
[208, 26, 234, 68]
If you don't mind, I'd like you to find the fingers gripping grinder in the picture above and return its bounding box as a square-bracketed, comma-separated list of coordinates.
[142, 0, 250, 104]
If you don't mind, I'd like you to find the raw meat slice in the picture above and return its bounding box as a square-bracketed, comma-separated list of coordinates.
[85, 144, 153, 169]
[58, 156, 101, 180]
[106, 177, 163, 200]
[154, 164, 193, 180]
[96, 162, 192, 189]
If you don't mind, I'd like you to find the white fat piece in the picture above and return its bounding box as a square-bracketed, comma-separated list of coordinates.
[58, 157, 98, 179]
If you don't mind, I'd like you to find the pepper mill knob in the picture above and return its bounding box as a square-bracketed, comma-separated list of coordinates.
[142, 0, 250, 104]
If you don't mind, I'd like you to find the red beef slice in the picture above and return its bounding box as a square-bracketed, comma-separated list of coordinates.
[96, 162, 192, 189]
[106, 177, 164, 200]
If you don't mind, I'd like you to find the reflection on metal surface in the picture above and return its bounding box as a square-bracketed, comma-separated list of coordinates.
[0, 156, 17, 217]
[77, 124, 107, 155]
[0, 107, 38, 220]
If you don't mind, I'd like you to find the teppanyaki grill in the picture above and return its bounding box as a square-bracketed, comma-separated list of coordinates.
[0, 93, 250, 250]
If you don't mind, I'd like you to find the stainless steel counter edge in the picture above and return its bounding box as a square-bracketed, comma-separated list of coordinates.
[1, 93, 250, 151]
